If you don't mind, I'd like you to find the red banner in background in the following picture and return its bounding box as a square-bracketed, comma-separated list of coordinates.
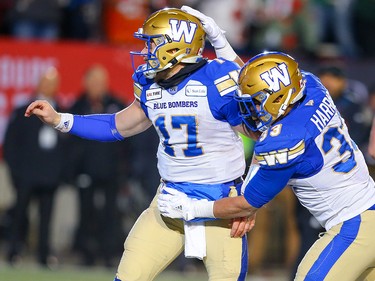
[0, 38, 140, 146]
[0, 38, 138, 106]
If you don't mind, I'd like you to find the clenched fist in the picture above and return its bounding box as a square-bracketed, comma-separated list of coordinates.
[24, 100, 61, 127]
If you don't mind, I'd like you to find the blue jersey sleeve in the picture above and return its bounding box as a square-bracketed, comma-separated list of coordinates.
[205, 59, 242, 127]
[244, 165, 297, 208]
[70, 114, 124, 142]
[255, 134, 307, 170]
[244, 146, 322, 208]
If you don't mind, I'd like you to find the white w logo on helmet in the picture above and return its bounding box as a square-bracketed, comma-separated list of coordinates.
[169, 19, 197, 43]
[260, 63, 291, 92]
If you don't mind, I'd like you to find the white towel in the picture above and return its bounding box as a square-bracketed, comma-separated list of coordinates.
[184, 220, 206, 260]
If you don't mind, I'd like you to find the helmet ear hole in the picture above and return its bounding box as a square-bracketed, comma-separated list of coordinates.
[272, 95, 283, 103]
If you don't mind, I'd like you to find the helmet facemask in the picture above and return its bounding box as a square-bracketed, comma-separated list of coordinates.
[235, 89, 274, 132]
[131, 30, 170, 79]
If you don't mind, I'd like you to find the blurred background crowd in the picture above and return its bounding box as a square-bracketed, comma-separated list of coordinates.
[0, 0, 375, 280]
[0, 0, 374, 58]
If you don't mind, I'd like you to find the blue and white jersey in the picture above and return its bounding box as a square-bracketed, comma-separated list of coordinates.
[247, 71, 375, 230]
[133, 59, 245, 184]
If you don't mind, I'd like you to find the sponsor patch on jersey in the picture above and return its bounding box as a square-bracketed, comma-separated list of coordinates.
[146, 88, 162, 101]
[185, 85, 207, 97]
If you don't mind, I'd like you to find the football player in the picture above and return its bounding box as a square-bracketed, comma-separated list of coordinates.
[25, 7, 257, 281]
[158, 52, 375, 281]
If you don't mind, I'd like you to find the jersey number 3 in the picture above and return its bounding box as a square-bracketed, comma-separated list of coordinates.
[155, 115, 203, 157]
[322, 126, 357, 173]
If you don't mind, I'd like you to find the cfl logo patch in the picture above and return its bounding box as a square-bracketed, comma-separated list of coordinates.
[260, 63, 291, 92]
[169, 19, 197, 43]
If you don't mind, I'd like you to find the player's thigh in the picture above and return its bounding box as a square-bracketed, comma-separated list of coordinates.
[295, 210, 375, 281]
[326, 210, 375, 281]
[116, 195, 184, 281]
[204, 219, 248, 281]
[356, 267, 375, 281]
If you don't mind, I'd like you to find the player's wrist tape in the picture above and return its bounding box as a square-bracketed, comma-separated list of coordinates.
[55, 113, 74, 133]
[56, 113, 124, 142]
[215, 40, 237, 61]
[192, 200, 215, 219]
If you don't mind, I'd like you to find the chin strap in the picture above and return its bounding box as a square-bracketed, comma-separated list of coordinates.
[277, 88, 293, 118]
[291, 79, 306, 104]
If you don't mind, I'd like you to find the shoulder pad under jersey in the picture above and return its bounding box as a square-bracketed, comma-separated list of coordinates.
[133, 82, 142, 101]
[132, 67, 154, 100]
[206, 59, 240, 96]
[255, 119, 307, 169]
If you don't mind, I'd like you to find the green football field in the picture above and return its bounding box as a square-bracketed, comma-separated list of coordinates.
[0, 263, 290, 281]
[0, 264, 208, 281]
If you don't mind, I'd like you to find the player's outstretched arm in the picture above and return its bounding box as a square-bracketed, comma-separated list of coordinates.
[181, 5, 244, 66]
[115, 99, 152, 138]
[158, 187, 258, 236]
[25, 99, 152, 142]
[158, 187, 258, 220]
[25, 100, 61, 126]
[212, 196, 258, 219]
